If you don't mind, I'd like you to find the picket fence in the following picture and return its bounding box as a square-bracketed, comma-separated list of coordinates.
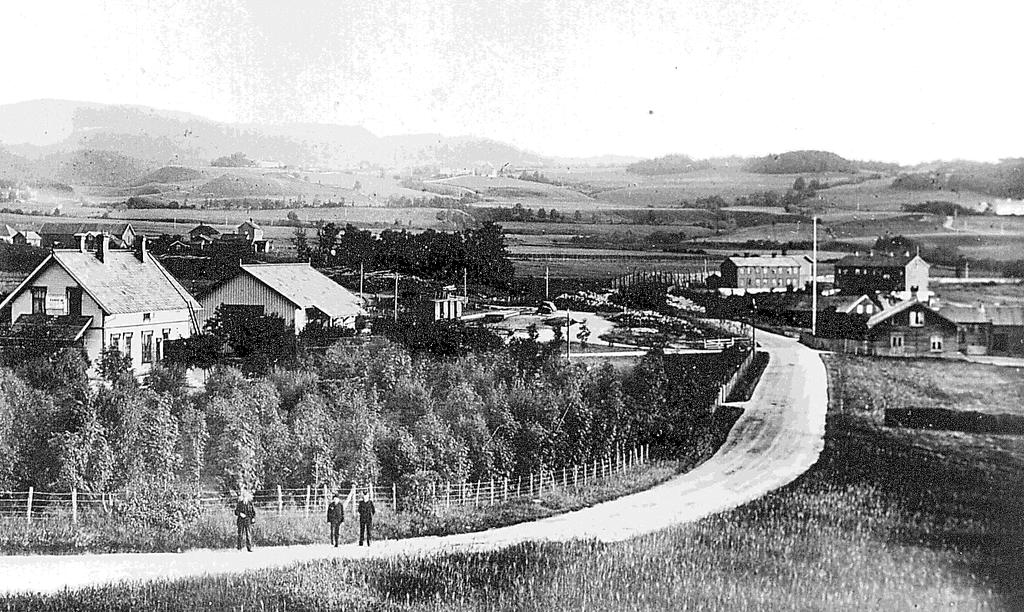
[0, 445, 651, 523]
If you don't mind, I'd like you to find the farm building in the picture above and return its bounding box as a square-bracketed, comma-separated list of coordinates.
[938, 304, 1024, 357]
[833, 251, 929, 299]
[13, 230, 41, 247]
[0, 225, 18, 244]
[189, 224, 221, 250]
[237, 220, 273, 253]
[0, 236, 200, 375]
[803, 298, 957, 357]
[37, 221, 137, 250]
[863, 299, 956, 357]
[720, 255, 804, 291]
[197, 263, 365, 333]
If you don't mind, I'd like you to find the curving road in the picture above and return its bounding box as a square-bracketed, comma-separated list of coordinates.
[0, 330, 827, 594]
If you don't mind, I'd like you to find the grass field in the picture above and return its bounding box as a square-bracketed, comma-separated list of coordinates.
[935, 282, 1024, 305]
[6, 355, 1020, 610]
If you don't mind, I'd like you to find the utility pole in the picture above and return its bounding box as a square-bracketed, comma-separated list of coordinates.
[463, 267, 468, 300]
[359, 261, 364, 303]
[811, 217, 818, 336]
[566, 308, 571, 360]
[545, 266, 550, 300]
[393, 272, 399, 322]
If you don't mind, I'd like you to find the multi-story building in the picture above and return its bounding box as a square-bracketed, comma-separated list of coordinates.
[0, 236, 200, 375]
[834, 251, 929, 298]
[720, 255, 804, 291]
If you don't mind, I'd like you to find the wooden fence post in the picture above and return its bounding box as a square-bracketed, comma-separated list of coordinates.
[475, 481, 481, 506]
[561, 466, 566, 488]
[71, 487, 78, 525]
[305, 486, 311, 515]
[446, 482, 451, 507]
[392, 483, 397, 511]
[277, 485, 283, 514]
[26, 486, 33, 523]
[489, 478, 494, 505]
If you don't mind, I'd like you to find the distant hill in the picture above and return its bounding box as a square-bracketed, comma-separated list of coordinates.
[626, 154, 713, 175]
[893, 159, 1024, 199]
[35, 149, 156, 187]
[132, 165, 207, 186]
[745, 150, 858, 174]
[0, 99, 548, 171]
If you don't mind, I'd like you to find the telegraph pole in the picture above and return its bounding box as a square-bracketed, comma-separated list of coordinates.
[393, 272, 399, 322]
[566, 308, 571, 360]
[545, 266, 550, 300]
[811, 217, 818, 336]
[359, 262, 364, 303]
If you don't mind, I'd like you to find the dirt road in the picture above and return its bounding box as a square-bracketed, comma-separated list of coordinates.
[0, 330, 827, 594]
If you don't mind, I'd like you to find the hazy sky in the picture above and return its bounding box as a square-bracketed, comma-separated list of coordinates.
[3, 0, 1021, 163]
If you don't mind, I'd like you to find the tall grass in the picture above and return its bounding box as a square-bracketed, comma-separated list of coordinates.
[0, 462, 679, 555]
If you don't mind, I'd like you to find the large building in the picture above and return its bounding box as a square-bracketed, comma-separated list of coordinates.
[720, 255, 804, 291]
[197, 263, 365, 333]
[834, 251, 929, 298]
[0, 236, 201, 374]
[863, 299, 957, 357]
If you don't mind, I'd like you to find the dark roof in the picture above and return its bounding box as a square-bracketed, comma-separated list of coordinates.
[867, 299, 952, 329]
[836, 253, 925, 268]
[723, 255, 803, 268]
[937, 305, 989, 324]
[189, 224, 221, 238]
[38, 222, 133, 236]
[989, 306, 1024, 326]
[8, 314, 93, 341]
[0, 250, 201, 315]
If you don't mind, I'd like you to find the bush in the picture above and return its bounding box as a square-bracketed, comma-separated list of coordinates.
[113, 478, 201, 531]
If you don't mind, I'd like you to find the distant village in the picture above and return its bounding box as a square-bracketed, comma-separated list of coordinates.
[0, 217, 1022, 381]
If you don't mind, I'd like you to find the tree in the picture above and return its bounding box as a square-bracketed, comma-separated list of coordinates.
[292, 226, 311, 261]
[204, 306, 296, 374]
[793, 177, 807, 191]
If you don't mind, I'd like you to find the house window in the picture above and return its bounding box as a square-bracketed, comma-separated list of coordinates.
[142, 331, 154, 364]
[930, 336, 943, 352]
[30, 287, 46, 314]
[890, 334, 904, 348]
[856, 304, 864, 314]
[66, 287, 83, 317]
[109, 333, 120, 352]
[909, 311, 925, 327]
[143, 312, 152, 322]
[158, 329, 171, 362]
[123, 332, 133, 359]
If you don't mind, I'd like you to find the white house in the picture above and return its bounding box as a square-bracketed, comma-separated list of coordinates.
[0, 236, 201, 375]
[197, 263, 365, 333]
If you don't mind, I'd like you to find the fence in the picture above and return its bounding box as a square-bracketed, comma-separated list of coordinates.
[0, 445, 650, 523]
[716, 348, 757, 406]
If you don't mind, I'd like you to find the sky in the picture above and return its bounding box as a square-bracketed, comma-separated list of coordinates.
[2, 0, 1022, 163]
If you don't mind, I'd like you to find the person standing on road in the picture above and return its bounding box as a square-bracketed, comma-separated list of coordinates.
[357, 492, 375, 546]
[326, 494, 345, 547]
[234, 491, 257, 552]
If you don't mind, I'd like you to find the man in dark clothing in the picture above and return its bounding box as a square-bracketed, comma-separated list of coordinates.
[326, 495, 345, 547]
[234, 491, 256, 551]
[357, 493, 375, 546]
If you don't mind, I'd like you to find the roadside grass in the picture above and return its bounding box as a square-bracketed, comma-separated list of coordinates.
[0, 461, 681, 556]
[6, 353, 1020, 610]
[724, 351, 768, 402]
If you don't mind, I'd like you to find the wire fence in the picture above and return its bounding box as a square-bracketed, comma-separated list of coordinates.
[0, 445, 652, 524]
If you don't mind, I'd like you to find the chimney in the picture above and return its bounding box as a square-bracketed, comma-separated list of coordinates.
[96, 234, 110, 263]
[137, 235, 148, 264]
[78, 234, 87, 253]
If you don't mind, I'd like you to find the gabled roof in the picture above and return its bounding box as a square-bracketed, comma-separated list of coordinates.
[38, 222, 134, 237]
[0, 249, 201, 315]
[867, 299, 951, 329]
[0, 225, 18, 239]
[16, 230, 41, 240]
[239, 219, 262, 230]
[239, 263, 365, 320]
[723, 255, 803, 268]
[189, 224, 221, 238]
[988, 306, 1024, 326]
[836, 253, 927, 268]
[937, 304, 989, 324]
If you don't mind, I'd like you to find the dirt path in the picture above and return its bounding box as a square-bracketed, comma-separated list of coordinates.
[0, 330, 827, 594]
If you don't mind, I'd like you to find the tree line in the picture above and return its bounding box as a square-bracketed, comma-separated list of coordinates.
[298, 222, 515, 289]
[0, 335, 747, 529]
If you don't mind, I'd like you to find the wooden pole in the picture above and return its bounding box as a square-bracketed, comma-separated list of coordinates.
[305, 486, 311, 515]
[277, 485, 283, 514]
[393, 273, 399, 322]
[392, 483, 397, 511]
[26, 486, 33, 523]
[71, 487, 78, 525]
[489, 478, 494, 505]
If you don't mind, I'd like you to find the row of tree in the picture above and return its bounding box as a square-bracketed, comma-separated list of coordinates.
[295, 222, 515, 288]
[0, 336, 746, 513]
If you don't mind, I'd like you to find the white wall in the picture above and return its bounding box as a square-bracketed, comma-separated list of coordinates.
[198, 273, 303, 333]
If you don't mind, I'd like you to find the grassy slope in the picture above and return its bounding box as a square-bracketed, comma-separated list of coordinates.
[6, 355, 1022, 610]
